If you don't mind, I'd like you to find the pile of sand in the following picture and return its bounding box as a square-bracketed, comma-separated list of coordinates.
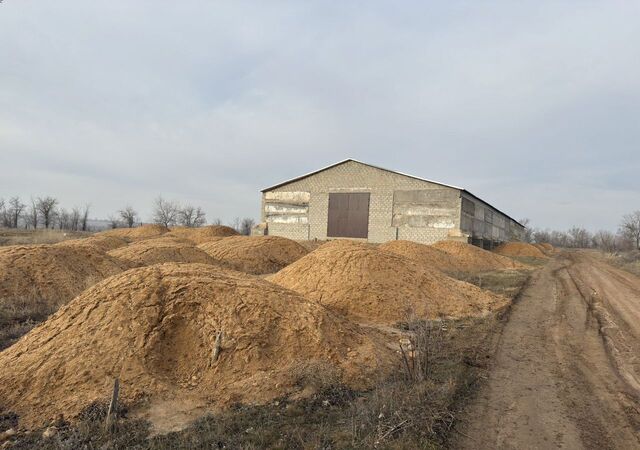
[494, 242, 548, 259]
[0, 245, 129, 303]
[198, 236, 309, 275]
[98, 224, 170, 242]
[268, 240, 509, 325]
[107, 237, 218, 267]
[165, 225, 239, 244]
[431, 241, 527, 272]
[534, 243, 555, 255]
[55, 235, 129, 252]
[379, 240, 460, 273]
[0, 263, 393, 428]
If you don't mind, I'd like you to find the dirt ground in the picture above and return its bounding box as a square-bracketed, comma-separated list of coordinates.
[453, 250, 640, 449]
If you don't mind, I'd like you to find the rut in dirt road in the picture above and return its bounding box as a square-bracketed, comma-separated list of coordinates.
[453, 251, 640, 450]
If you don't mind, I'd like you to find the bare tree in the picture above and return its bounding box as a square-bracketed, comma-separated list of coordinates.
[567, 227, 592, 248]
[152, 196, 179, 228]
[178, 205, 207, 227]
[240, 217, 255, 236]
[69, 207, 81, 231]
[8, 197, 26, 228]
[27, 198, 38, 229]
[119, 206, 138, 228]
[592, 230, 617, 252]
[620, 211, 640, 250]
[519, 218, 533, 243]
[58, 208, 71, 230]
[0, 198, 10, 228]
[229, 217, 241, 233]
[81, 204, 90, 231]
[108, 215, 120, 229]
[36, 196, 59, 229]
[211, 217, 222, 226]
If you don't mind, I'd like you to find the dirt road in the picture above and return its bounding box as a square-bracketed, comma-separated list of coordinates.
[454, 251, 640, 449]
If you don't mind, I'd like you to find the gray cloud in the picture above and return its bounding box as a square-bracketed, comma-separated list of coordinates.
[1, 1, 639, 229]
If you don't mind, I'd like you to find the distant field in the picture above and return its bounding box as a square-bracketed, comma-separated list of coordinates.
[0, 228, 92, 246]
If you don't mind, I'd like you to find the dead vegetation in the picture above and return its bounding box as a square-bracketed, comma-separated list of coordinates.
[0, 229, 89, 247]
[605, 250, 640, 277]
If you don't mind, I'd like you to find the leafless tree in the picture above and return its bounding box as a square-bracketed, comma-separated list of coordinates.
[240, 217, 255, 236]
[81, 204, 90, 231]
[211, 217, 222, 226]
[229, 217, 241, 233]
[519, 218, 533, 243]
[178, 205, 207, 227]
[68, 207, 81, 231]
[36, 196, 59, 229]
[567, 227, 592, 248]
[152, 196, 180, 228]
[108, 215, 120, 229]
[119, 206, 139, 228]
[58, 208, 71, 230]
[592, 230, 617, 252]
[0, 199, 10, 228]
[27, 198, 38, 229]
[8, 197, 26, 228]
[620, 211, 640, 250]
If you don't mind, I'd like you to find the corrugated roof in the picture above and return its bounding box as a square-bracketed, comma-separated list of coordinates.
[261, 158, 524, 228]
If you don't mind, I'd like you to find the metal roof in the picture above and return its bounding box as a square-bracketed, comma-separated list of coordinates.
[261, 158, 524, 228]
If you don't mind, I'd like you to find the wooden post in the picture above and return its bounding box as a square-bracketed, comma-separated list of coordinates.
[211, 331, 223, 365]
[105, 378, 119, 431]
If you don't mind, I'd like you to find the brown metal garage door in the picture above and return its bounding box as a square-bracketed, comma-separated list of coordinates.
[327, 193, 370, 238]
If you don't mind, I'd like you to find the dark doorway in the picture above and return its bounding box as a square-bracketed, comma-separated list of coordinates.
[327, 193, 370, 238]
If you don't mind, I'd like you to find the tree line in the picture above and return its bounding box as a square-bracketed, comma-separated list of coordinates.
[0, 195, 257, 235]
[520, 211, 640, 251]
[0, 196, 90, 231]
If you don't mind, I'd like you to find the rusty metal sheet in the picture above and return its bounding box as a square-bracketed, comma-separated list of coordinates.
[327, 193, 370, 238]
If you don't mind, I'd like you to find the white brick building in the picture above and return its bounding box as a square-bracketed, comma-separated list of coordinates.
[259, 159, 524, 248]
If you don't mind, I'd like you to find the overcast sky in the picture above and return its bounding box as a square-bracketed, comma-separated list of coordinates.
[1, 1, 639, 230]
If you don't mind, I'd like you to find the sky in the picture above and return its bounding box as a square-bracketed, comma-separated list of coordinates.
[1, 1, 639, 230]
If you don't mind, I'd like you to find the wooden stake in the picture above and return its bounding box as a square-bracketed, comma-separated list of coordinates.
[212, 331, 223, 365]
[105, 378, 119, 430]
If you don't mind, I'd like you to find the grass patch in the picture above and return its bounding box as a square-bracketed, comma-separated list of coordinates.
[0, 229, 91, 247]
[606, 250, 640, 277]
[0, 296, 60, 350]
[450, 269, 531, 300]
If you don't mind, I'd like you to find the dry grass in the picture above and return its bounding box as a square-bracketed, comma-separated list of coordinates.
[451, 269, 531, 300]
[0, 295, 61, 350]
[605, 250, 640, 277]
[0, 229, 91, 246]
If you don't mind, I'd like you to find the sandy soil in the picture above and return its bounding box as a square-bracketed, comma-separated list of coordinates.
[453, 250, 640, 449]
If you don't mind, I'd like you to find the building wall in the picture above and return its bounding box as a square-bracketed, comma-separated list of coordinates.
[262, 160, 464, 244]
[459, 192, 524, 248]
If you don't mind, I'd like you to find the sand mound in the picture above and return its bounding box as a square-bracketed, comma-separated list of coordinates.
[198, 236, 309, 274]
[431, 241, 527, 272]
[494, 242, 548, 259]
[166, 225, 239, 244]
[379, 240, 460, 273]
[534, 243, 555, 255]
[55, 235, 129, 252]
[107, 237, 218, 267]
[0, 263, 393, 428]
[98, 224, 170, 242]
[0, 245, 129, 303]
[268, 240, 509, 325]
